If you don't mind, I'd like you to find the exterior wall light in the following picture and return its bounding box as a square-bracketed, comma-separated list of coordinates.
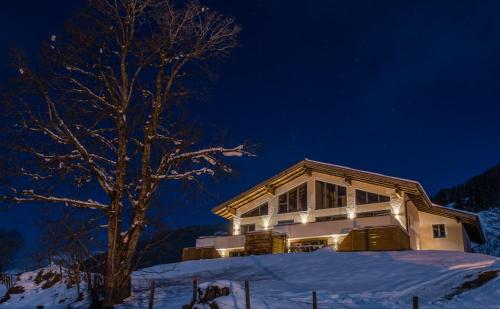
[233, 217, 241, 235]
[217, 249, 227, 258]
[390, 193, 405, 227]
[262, 215, 271, 230]
[346, 186, 357, 219]
[299, 211, 309, 224]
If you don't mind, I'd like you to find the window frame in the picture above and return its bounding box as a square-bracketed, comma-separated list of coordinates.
[240, 224, 256, 234]
[356, 209, 392, 218]
[315, 214, 347, 222]
[277, 183, 308, 214]
[241, 202, 269, 218]
[432, 224, 446, 239]
[315, 180, 347, 209]
[355, 189, 390, 205]
[276, 220, 295, 226]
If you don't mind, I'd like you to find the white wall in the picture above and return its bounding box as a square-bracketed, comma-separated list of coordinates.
[418, 212, 465, 251]
[196, 234, 245, 249]
[406, 200, 421, 250]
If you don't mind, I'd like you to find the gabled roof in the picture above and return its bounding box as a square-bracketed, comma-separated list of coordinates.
[212, 159, 485, 244]
[428, 204, 485, 244]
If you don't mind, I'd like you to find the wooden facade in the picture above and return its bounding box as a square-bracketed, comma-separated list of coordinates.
[244, 231, 287, 255]
[337, 225, 410, 252]
[182, 247, 221, 261]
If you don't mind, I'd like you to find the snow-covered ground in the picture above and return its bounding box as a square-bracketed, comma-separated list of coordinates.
[1, 250, 499, 308]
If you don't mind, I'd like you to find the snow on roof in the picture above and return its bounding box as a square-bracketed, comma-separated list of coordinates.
[303, 158, 424, 186]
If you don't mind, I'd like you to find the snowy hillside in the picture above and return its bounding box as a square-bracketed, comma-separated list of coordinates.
[1, 250, 499, 308]
[479, 208, 500, 257]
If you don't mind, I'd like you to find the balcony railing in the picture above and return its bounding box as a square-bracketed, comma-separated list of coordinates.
[196, 234, 245, 249]
[195, 215, 400, 250]
[274, 215, 398, 239]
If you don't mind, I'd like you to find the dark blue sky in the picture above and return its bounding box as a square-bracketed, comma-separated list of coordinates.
[1, 1, 500, 256]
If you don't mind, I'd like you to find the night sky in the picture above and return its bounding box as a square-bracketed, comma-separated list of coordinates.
[1, 1, 500, 258]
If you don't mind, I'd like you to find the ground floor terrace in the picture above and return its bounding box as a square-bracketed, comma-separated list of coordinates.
[183, 214, 411, 260]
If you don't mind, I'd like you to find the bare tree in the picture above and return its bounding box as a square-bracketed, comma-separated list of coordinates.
[5, 0, 251, 306]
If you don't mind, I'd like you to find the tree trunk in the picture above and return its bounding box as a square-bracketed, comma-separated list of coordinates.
[103, 210, 145, 307]
[103, 208, 132, 307]
[104, 245, 132, 307]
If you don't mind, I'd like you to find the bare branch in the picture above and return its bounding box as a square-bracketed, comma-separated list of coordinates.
[13, 191, 108, 211]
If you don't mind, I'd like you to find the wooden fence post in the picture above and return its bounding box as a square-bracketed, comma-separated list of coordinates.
[148, 280, 155, 309]
[312, 290, 317, 309]
[245, 280, 251, 309]
[192, 278, 198, 304]
[412, 295, 419, 309]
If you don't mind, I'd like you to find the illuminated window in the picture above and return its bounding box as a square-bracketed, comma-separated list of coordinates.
[315, 181, 347, 209]
[355, 190, 390, 205]
[432, 224, 446, 238]
[278, 183, 307, 213]
[240, 224, 255, 234]
[241, 203, 269, 218]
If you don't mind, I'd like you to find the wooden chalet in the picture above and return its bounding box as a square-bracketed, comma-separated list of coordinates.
[183, 159, 486, 260]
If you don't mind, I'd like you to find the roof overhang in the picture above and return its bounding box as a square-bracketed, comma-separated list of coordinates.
[213, 159, 432, 218]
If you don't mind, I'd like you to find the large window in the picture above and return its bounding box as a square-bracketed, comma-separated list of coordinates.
[241, 203, 269, 218]
[240, 224, 255, 234]
[315, 181, 347, 209]
[356, 209, 391, 218]
[315, 214, 347, 222]
[432, 224, 446, 238]
[278, 183, 307, 213]
[355, 189, 390, 205]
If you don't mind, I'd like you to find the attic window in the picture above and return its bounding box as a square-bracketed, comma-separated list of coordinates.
[432, 224, 446, 238]
[278, 183, 307, 213]
[355, 190, 390, 205]
[241, 203, 269, 218]
[316, 181, 347, 209]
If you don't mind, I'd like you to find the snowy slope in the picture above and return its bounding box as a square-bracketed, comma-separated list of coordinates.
[479, 208, 500, 257]
[1, 250, 499, 308]
[0, 264, 87, 309]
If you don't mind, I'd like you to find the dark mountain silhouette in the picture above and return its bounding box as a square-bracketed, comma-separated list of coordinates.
[136, 223, 229, 268]
[432, 164, 500, 212]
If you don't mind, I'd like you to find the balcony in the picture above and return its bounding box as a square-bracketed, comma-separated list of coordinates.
[196, 234, 245, 249]
[194, 215, 401, 251]
[274, 215, 399, 239]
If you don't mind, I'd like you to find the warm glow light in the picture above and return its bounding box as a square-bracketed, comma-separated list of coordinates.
[331, 234, 343, 251]
[390, 194, 403, 215]
[233, 218, 241, 235]
[299, 211, 309, 224]
[262, 215, 271, 229]
[346, 206, 357, 219]
[217, 249, 227, 258]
